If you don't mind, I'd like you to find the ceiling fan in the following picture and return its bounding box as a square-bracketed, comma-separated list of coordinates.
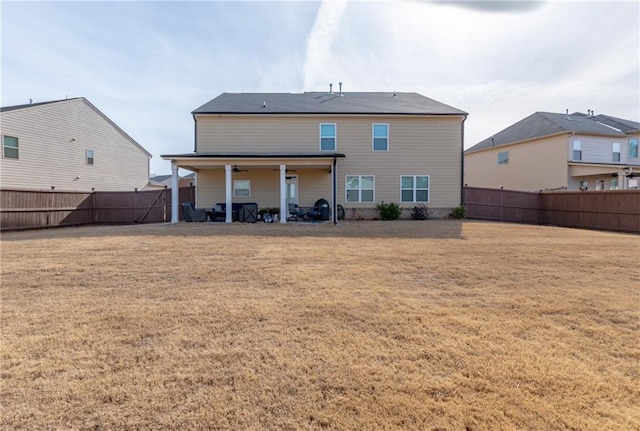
[232, 165, 248, 173]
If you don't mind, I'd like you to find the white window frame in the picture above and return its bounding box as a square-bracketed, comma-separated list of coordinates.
[498, 151, 509, 165]
[372, 123, 389, 151]
[629, 139, 638, 159]
[610, 177, 619, 190]
[572, 140, 582, 161]
[400, 175, 430, 203]
[319, 123, 336, 151]
[612, 142, 621, 162]
[233, 179, 251, 197]
[86, 149, 94, 165]
[345, 175, 375, 203]
[3, 135, 19, 159]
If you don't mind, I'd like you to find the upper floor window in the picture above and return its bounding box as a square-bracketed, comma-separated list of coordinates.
[233, 180, 251, 197]
[612, 142, 621, 162]
[320, 123, 336, 151]
[372, 124, 389, 151]
[572, 140, 582, 161]
[3, 135, 19, 159]
[401, 175, 429, 202]
[86, 149, 94, 165]
[498, 151, 509, 164]
[629, 139, 638, 159]
[346, 175, 374, 202]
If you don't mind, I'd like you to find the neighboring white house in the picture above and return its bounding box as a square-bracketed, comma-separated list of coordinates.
[1, 97, 152, 191]
[465, 111, 640, 191]
[162, 89, 468, 223]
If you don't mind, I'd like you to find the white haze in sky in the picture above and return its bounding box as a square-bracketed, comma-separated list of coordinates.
[303, 0, 348, 90]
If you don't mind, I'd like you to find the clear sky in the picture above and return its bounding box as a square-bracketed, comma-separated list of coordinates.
[2, 0, 639, 176]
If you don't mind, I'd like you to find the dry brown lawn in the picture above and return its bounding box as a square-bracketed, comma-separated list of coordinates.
[1, 220, 639, 430]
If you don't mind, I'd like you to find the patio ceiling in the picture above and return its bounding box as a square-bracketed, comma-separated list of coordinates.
[161, 152, 345, 172]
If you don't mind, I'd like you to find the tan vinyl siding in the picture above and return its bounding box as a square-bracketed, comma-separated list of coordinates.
[196, 114, 463, 208]
[195, 168, 332, 210]
[465, 134, 568, 191]
[0, 99, 150, 191]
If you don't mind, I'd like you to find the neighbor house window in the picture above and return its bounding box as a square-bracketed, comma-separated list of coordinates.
[498, 151, 509, 164]
[610, 177, 618, 190]
[3, 135, 19, 159]
[401, 175, 429, 202]
[579, 180, 588, 190]
[372, 124, 388, 151]
[233, 180, 251, 197]
[595, 179, 604, 190]
[346, 175, 374, 202]
[630, 139, 638, 158]
[86, 149, 94, 165]
[612, 143, 621, 162]
[572, 140, 582, 161]
[320, 123, 336, 151]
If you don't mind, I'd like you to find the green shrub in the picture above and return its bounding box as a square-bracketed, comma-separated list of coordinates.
[376, 201, 401, 220]
[411, 204, 429, 220]
[449, 205, 467, 219]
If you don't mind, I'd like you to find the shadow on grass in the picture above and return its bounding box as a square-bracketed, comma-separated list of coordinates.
[1, 220, 466, 241]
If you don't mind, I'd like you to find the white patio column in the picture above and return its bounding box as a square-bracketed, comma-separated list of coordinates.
[280, 164, 287, 223]
[171, 162, 179, 223]
[225, 164, 233, 223]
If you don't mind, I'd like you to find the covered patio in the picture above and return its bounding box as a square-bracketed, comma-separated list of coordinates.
[161, 152, 345, 224]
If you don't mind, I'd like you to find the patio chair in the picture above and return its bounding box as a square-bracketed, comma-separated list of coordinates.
[181, 202, 207, 222]
[288, 203, 306, 221]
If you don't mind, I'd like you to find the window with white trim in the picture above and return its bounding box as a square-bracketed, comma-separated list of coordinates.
[372, 124, 388, 151]
[346, 175, 374, 202]
[3, 135, 19, 159]
[612, 142, 621, 162]
[572, 140, 582, 161]
[630, 139, 638, 159]
[86, 149, 94, 165]
[320, 123, 336, 151]
[498, 151, 509, 164]
[401, 175, 429, 202]
[610, 177, 619, 190]
[233, 180, 251, 197]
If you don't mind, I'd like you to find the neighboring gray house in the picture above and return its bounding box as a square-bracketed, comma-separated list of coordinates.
[147, 173, 195, 189]
[464, 111, 640, 191]
[162, 89, 468, 223]
[1, 97, 152, 191]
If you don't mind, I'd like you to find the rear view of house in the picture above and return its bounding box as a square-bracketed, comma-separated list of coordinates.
[162, 89, 467, 223]
[1, 97, 152, 192]
[464, 111, 640, 191]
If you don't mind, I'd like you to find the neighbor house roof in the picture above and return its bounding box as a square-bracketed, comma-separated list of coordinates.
[1, 97, 152, 158]
[587, 114, 639, 134]
[465, 111, 630, 154]
[193, 92, 467, 116]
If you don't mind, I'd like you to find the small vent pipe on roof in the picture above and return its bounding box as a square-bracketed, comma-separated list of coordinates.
[329, 83, 333, 94]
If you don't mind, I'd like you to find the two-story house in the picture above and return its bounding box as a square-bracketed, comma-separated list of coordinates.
[464, 111, 640, 192]
[1, 97, 152, 192]
[162, 90, 467, 223]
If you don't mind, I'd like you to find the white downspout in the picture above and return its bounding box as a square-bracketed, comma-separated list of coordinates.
[280, 164, 287, 223]
[225, 164, 233, 223]
[171, 162, 179, 223]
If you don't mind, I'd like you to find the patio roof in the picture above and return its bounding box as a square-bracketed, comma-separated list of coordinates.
[161, 152, 345, 172]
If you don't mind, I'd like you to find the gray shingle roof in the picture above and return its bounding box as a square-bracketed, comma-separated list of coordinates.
[465, 111, 630, 154]
[193, 92, 467, 115]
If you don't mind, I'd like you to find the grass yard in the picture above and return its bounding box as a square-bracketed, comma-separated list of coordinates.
[1, 220, 639, 430]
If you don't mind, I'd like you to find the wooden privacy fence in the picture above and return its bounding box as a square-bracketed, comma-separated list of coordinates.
[464, 187, 640, 233]
[1, 187, 195, 231]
